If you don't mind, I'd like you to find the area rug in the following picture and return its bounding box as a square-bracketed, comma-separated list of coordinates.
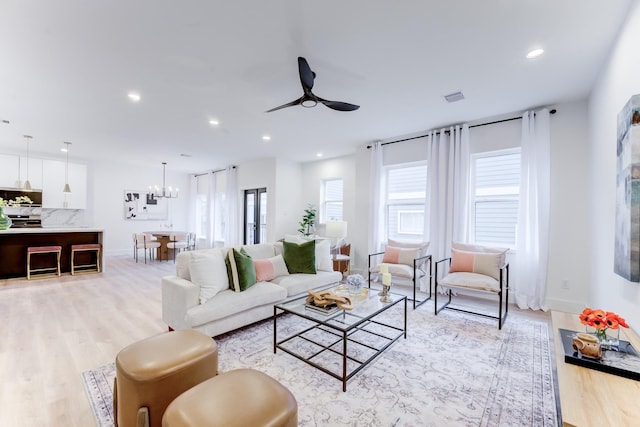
[83, 307, 558, 426]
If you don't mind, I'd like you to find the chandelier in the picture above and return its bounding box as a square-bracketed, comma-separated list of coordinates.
[150, 162, 178, 198]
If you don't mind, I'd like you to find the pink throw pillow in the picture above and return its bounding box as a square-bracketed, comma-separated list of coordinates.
[253, 255, 289, 282]
[382, 246, 419, 266]
[449, 248, 502, 280]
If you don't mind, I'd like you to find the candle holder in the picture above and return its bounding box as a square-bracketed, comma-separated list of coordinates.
[380, 284, 392, 303]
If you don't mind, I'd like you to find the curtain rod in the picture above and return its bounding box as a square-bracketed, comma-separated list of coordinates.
[367, 108, 557, 148]
[193, 165, 236, 178]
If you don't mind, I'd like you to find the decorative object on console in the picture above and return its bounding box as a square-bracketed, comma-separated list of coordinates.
[150, 162, 178, 198]
[579, 307, 629, 350]
[23, 135, 33, 190]
[297, 204, 317, 236]
[0, 195, 33, 230]
[305, 289, 353, 310]
[614, 94, 640, 281]
[62, 141, 72, 194]
[380, 270, 392, 303]
[346, 274, 364, 296]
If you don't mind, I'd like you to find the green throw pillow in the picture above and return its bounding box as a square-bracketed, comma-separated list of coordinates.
[225, 248, 257, 292]
[282, 240, 317, 274]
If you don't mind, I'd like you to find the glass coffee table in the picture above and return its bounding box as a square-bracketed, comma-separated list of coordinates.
[273, 289, 407, 391]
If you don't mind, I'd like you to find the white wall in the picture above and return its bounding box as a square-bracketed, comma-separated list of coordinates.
[89, 159, 191, 256]
[588, 1, 640, 330]
[274, 158, 303, 240]
[300, 154, 357, 264]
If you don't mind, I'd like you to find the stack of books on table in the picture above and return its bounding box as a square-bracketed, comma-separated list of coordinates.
[305, 301, 341, 315]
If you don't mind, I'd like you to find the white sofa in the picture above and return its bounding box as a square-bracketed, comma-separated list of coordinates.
[161, 242, 342, 337]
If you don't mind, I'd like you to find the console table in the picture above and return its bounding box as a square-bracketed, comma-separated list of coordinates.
[551, 311, 640, 426]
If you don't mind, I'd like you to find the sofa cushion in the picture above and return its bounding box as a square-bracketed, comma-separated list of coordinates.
[449, 248, 504, 280]
[190, 251, 230, 304]
[186, 282, 288, 326]
[283, 235, 332, 272]
[370, 263, 422, 279]
[282, 240, 317, 274]
[226, 248, 257, 292]
[270, 270, 342, 297]
[254, 255, 289, 282]
[176, 248, 221, 281]
[241, 243, 276, 260]
[382, 246, 420, 266]
[387, 239, 429, 258]
[440, 271, 500, 293]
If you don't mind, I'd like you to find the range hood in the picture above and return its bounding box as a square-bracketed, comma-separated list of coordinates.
[0, 187, 43, 206]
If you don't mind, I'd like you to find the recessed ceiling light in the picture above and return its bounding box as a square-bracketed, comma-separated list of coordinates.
[262, 135, 271, 141]
[128, 92, 141, 102]
[316, 153, 323, 158]
[180, 153, 192, 157]
[209, 119, 219, 126]
[60, 147, 68, 152]
[526, 48, 544, 59]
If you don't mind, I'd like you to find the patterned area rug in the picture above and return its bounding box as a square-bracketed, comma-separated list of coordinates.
[82, 307, 558, 426]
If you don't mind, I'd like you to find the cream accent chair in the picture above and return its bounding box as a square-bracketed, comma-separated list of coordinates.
[167, 232, 189, 263]
[368, 239, 431, 309]
[434, 242, 509, 329]
[134, 233, 161, 264]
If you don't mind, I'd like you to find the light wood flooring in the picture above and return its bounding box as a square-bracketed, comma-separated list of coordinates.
[0, 255, 551, 426]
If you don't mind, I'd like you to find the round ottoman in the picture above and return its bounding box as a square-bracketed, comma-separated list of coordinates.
[115, 330, 218, 427]
[162, 369, 298, 427]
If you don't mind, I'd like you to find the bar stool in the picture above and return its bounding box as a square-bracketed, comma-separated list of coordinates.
[71, 243, 102, 275]
[27, 245, 62, 280]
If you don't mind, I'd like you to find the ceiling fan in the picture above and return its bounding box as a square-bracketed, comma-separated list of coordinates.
[266, 57, 360, 113]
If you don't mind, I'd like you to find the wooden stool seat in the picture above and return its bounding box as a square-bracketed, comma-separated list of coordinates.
[71, 243, 102, 275]
[27, 245, 62, 280]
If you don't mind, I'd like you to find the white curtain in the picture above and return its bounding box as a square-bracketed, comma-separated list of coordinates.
[516, 109, 550, 310]
[188, 175, 197, 241]
[369, 142, 386, 253]
[224, 165, 239, 247]
[426, 125, 470, 264]
[204, 171, 216, 248]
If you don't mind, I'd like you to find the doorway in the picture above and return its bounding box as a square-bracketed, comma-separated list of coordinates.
[244, 188, 267, 244]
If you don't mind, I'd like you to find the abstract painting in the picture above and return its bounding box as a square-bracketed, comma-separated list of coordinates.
[124, 190, 168, 220]
[614, 94, 640, 282]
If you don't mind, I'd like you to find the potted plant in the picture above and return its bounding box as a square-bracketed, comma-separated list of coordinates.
[297, 204, 317, 236]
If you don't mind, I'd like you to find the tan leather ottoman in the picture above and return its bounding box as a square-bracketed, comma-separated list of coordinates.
[162, 369, 298, 427]
[114, 330, 218, 427]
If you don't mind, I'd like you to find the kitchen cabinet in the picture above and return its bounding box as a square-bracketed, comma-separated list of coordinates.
[19, 157, 43, 190]
[0, 154, 21, 188]
[42, 160, 87, 209]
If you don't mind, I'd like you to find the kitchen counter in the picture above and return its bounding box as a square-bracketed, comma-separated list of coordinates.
[0, 228, 103, 279]
[0, 227, 104, 234]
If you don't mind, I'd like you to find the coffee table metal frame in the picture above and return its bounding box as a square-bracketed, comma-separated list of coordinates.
[273, 292, 407, 391]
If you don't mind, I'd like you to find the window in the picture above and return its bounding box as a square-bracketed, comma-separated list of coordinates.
[385, 162, 427, 242]
[470, 149, 520, 247]
[321, 178, 343, 221]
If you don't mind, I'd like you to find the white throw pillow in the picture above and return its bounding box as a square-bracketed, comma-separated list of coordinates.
[190, 250, 230, 304]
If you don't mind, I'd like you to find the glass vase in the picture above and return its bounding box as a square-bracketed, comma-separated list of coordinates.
[0, 207, 12, 230]
[586, 326, 620, 351]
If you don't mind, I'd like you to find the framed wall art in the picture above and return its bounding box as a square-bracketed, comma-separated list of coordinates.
[124, 190, 168, 220]
[614, 94, 640, 282]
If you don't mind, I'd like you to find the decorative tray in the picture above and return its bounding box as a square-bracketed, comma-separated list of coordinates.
[559, 328, 640, 381]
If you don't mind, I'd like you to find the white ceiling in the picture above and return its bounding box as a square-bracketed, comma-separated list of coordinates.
[0, 0, 633, 174]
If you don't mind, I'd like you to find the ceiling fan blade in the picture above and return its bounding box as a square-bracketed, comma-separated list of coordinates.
[298, 57, 315, 92]
[265, 96, 304, 113]
[317, 98, 360, 111]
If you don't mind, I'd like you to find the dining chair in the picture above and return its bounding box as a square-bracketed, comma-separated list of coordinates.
[133, 233, 161, 264]
[188, 232, 197, 251]
[167, 232, 189, 263]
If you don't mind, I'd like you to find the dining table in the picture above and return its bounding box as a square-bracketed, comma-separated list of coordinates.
[144, 230, 188, 261]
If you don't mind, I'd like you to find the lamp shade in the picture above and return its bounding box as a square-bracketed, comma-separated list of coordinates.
[325, 220, 347, 239]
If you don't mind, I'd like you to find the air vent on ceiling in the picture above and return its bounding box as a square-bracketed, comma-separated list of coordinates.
[444, 91, 465, 103]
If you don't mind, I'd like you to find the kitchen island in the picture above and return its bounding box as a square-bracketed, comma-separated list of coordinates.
[0, 227, 104, 279]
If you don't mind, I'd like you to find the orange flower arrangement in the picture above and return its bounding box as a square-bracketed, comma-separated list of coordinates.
[579, 308, 629, 339]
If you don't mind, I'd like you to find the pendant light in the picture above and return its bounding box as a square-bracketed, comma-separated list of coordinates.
[63, 142, 72, 193]
[23, 135, 33, 190]
[150, 162, 178, 198]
